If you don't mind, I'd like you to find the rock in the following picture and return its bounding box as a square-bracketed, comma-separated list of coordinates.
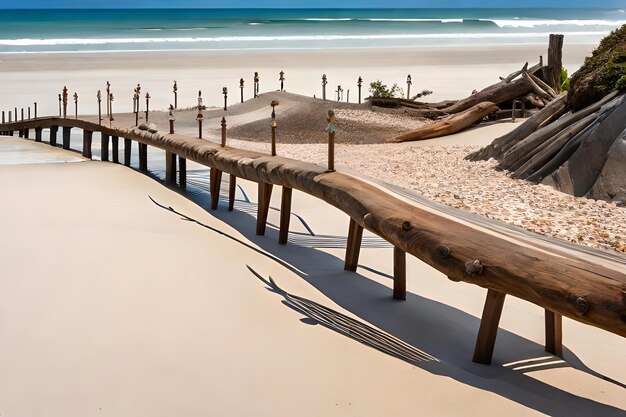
[148, 123, 158, 133]
[138, 123, 149, 131]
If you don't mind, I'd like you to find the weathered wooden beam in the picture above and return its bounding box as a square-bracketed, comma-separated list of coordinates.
[49, 126, 58, 147]
[101, 133, 109, 161]
[124, 138, 132, 167]
[473, 289, 507, 365]
[165, 151, 177, 185]
[545, 310, 563, 357]
[82, 130, 93, 159]
[62, 126, 71, 150]
[344, 218, 364, 272]
[256, 182, 273, 236]
[228, 174, 236, 211]
[35, 127, 42, 142]
[279, 186, 292, 245]
[211, 169, 222, 209]
[111, 136, 119, 163]
[393, 246, 407, 300]
[24, 128, 29, 138]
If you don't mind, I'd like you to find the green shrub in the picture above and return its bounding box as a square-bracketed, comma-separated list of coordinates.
[369, 80, 404, 99]
[560, 67, 571, 92]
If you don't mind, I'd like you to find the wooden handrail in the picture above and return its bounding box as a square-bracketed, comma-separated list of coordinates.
[2, 117, 625, 344]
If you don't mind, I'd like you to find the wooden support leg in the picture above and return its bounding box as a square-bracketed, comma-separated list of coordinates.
[211, 169, 223, 210]
[35, 127, 42, 142]
[111, 136, 119, 163]
[228, 174, 236, 211]
[256, 182, 273, 236]
[393, 246, 407, 300]
[18, 129, 23, 138]
[165, 151, 177, 185]
[344, 218, 364, 271]
[279, 186, 292, 245]
[50, 126, 58, 147]
[62, 127, 71, 150]
[178, 156, 186, 189]
[473, 289, 507, 365]
[101, 133, 109, 161]
[138, 143, 147, 171]
[82, 130, 93, 159]
[124, 138, 132, 167]
[545, 310, 563, 357]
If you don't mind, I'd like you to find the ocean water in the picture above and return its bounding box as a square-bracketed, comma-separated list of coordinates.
[0, 8, 624, 53]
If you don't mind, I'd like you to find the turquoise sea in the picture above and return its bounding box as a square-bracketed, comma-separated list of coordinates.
[0, 8, 624, 53]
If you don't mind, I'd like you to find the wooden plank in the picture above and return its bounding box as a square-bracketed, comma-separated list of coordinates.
[211, 169, 223, 210]
[228, 174, 236, 211]
[279, 186, 292, 245]
[545, 310, 563, 357]
[62, 126, 71, 150]
[178, 156, 186, 189]
[473, 289, 507, 365]
[393, 246, 407, 300]
[344, 218, 364, 271]
[165, 151, 177, 185]
[101, 133, 109, 161]
[124, 138, 131, 167]
[256, 182, 273, 236]
[111, 136, 119, 163]
[82, 130, 93, 159]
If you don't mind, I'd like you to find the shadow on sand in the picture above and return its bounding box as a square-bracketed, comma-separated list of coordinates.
[148, 190, 626, 417]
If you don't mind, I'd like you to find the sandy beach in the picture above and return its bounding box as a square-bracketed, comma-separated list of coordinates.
[1, 33, 626, 416]
[0, 43, 593, 116]
[0, 137, 625, 416]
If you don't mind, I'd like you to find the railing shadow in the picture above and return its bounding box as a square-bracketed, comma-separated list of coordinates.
[148, 194, 626, 417]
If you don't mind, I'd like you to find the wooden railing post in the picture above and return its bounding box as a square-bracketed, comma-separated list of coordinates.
[178, 156, 186, 189]
[228, 174, 236, 211]
[101, 133, 109, 161]
[111, 135, 119, 163]
[344, 218, 363, 271]
[545, 310, 563, 357]
[210, 167, 223, 210]
[393, 247, 407, 300]
[124, 138, 132, 166]
[49, 126, 58, 147]
[62, 126, 71, 150]
[326, 110, 336, 172]
[279, 186, 292, 245]
[138, 143, 148, 171]
[256, 182, 273, 235]
[82, 130, 93, 159]
[473, 289, 507, 365]
[165, 151, 177, 185]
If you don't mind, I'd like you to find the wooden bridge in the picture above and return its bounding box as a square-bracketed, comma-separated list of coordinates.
[1, 116, 625, 365]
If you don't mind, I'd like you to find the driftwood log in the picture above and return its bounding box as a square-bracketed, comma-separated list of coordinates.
[387, 102, 498, 143]
[1, 116, 625, 341]
[443, 78, 532, 114]
[466, 93, 568, 161]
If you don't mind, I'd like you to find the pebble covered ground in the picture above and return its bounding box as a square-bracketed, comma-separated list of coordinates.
[227, 139, 626, 254]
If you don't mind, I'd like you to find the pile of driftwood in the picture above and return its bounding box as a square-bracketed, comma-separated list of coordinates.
[378, 35, 565, 143]
[468, 91, 626, 202]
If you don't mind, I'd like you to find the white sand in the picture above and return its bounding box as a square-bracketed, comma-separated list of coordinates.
[0, 137, 625, 416]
